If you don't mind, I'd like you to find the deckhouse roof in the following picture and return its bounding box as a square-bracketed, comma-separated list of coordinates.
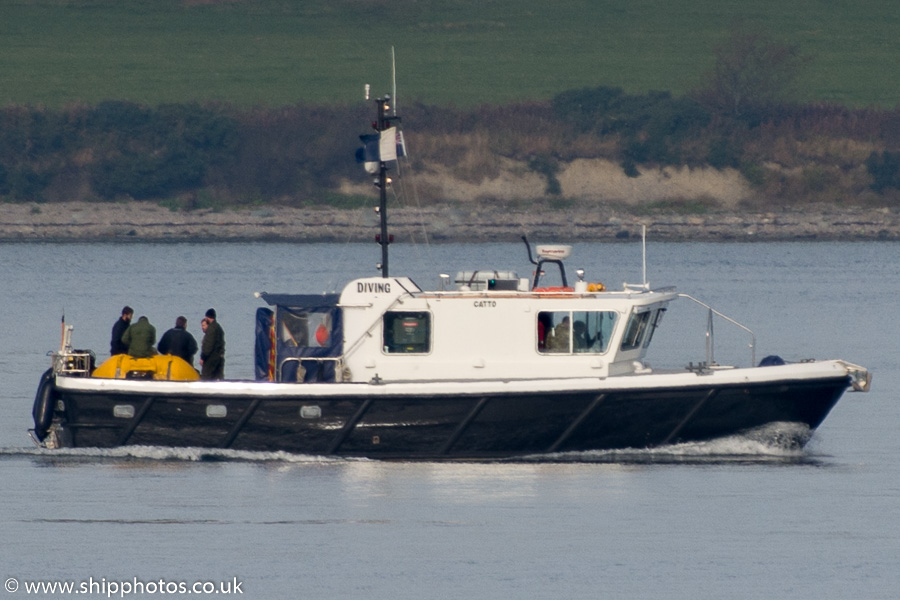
[258, 293, 341, 308]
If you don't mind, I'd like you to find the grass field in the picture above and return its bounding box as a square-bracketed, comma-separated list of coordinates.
[1, 0, 899, 108]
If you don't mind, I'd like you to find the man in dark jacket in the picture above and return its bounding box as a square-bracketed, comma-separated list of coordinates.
[200, 308, 225, 380]
[157, 316, 199, 366]
[122, 316, 156, 359]
[110, 306, 133, 355]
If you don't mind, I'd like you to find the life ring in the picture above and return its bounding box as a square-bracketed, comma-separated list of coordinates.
[32, 368, 57, 441]
[533, 286, 574, 293]
[587, 282, 606, 292]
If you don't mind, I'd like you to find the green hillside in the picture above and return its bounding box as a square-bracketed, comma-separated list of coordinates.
[1, 0, 898, 108]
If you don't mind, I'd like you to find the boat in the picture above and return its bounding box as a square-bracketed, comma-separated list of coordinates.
[29, 91, 871, 459]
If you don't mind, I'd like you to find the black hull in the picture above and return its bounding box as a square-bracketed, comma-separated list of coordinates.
[44, 376, 850, 459]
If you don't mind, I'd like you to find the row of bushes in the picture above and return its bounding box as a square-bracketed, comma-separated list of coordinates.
[0, 101, 365, 204]
[2, 91, 900, 207]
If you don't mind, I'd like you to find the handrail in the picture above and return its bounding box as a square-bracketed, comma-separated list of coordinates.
[51, 350, 94, 377]
[677, 294, 756, 367]
[340, 291, 408, 360]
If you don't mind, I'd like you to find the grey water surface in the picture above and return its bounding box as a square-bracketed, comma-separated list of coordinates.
[1, 241, 897, 599]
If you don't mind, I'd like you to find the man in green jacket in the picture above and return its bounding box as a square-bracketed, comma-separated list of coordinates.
[122, 316, 157, 358]
[200, 308, 226, 380]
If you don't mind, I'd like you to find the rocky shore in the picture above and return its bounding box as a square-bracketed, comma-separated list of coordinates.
[2, 201, 900, 243]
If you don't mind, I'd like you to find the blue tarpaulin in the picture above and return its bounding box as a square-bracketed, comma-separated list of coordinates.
[254, 294, 343, 382]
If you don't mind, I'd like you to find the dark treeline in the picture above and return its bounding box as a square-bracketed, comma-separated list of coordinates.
[0, 101, 368, 208]
[2, 92, 900, 210]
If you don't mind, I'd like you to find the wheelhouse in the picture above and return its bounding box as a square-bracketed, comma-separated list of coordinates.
[255, 275, 675, 384]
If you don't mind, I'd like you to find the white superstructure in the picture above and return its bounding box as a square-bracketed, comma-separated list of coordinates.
[338, 276, 676, 382]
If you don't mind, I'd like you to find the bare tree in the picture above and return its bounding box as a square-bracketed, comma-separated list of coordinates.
[696, 24, 812, 120]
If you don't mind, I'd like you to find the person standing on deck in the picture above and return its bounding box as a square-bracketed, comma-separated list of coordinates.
[200, 308, 225, 380]
[158, 316, 199, 366]
[110, 306, 133, 355]
[122, 316, 156, 358]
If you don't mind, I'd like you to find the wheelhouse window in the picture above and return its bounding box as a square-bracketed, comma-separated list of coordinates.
[538, 311, 617, 354]
[383, 312, 431, 354]
[643, 308, 666, 348]
[621, 309, 660, 351]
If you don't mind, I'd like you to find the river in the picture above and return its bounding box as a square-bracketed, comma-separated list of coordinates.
[0, 241, 897, 599]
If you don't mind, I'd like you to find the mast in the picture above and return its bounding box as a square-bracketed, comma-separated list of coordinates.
[366, 93, 400, 278]
[361, 55, 403, 278]
[376, 95, 390, 278]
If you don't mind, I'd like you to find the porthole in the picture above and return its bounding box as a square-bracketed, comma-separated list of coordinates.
[300, 405, 322, 419]
[113, 405, 135, 419]
[206, 404, 227, 418]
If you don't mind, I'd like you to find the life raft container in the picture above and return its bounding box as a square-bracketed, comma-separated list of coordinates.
[32, 368, 57, 441]
[92, 354, 200, 381]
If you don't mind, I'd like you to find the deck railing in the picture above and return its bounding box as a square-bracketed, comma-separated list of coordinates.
[677, 294, 756, 367]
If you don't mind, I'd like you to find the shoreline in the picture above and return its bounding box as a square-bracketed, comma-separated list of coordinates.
[2, 201, 900, 243]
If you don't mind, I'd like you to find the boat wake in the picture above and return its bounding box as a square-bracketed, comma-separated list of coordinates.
[0, 445, 352, 463]
[532, 422, 822, 464]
